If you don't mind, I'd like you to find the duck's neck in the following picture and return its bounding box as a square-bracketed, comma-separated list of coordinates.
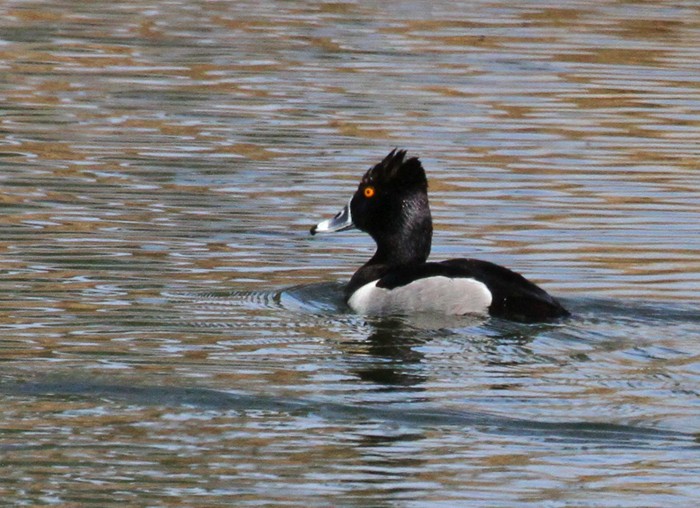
[344, 193, 433, 301]
[344, 223, 432, 302]
[371, 194, 433, 267]
[369, 225, 432, 267]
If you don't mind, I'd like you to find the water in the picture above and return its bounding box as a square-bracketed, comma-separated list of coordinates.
[1, 0, 699, 505]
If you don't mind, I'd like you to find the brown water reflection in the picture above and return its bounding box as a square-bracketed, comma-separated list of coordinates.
[1, 0, 700, 506]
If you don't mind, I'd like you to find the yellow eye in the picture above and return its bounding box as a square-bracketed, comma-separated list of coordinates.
[363, 186, 375, 198]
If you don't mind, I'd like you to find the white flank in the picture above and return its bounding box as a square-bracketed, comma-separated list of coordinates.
[348, 276, 492, 316]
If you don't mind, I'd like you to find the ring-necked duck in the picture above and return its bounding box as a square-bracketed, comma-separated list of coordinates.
[311, 149, 569, 322]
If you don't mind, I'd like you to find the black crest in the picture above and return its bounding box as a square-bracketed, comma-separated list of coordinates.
[362, 149, 428, 191]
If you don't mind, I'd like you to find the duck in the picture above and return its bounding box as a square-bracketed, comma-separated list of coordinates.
[310, 149, 570, 322]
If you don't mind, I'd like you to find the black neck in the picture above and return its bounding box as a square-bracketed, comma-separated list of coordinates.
[344, 190, 433, 301]
[372, 193, 432, 267]
[368, 226, 431, 267]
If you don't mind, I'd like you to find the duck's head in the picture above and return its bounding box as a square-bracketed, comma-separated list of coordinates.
[311, 149, 432, 265]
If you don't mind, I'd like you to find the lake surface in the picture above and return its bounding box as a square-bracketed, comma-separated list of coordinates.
[1, 0, 699, 505]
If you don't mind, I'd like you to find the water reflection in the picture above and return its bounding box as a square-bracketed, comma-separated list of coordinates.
[348, 318, 431, 389]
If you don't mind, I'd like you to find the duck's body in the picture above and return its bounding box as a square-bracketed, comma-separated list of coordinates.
[311, 150, 569, 322]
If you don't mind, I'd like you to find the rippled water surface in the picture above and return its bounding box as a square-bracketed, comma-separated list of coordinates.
[1, 0, 700, 505]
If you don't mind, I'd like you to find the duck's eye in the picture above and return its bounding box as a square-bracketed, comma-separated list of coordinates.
[363, 186, 375, 198]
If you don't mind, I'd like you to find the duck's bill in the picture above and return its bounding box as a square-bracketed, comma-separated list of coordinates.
[310, 201, 354, 235]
